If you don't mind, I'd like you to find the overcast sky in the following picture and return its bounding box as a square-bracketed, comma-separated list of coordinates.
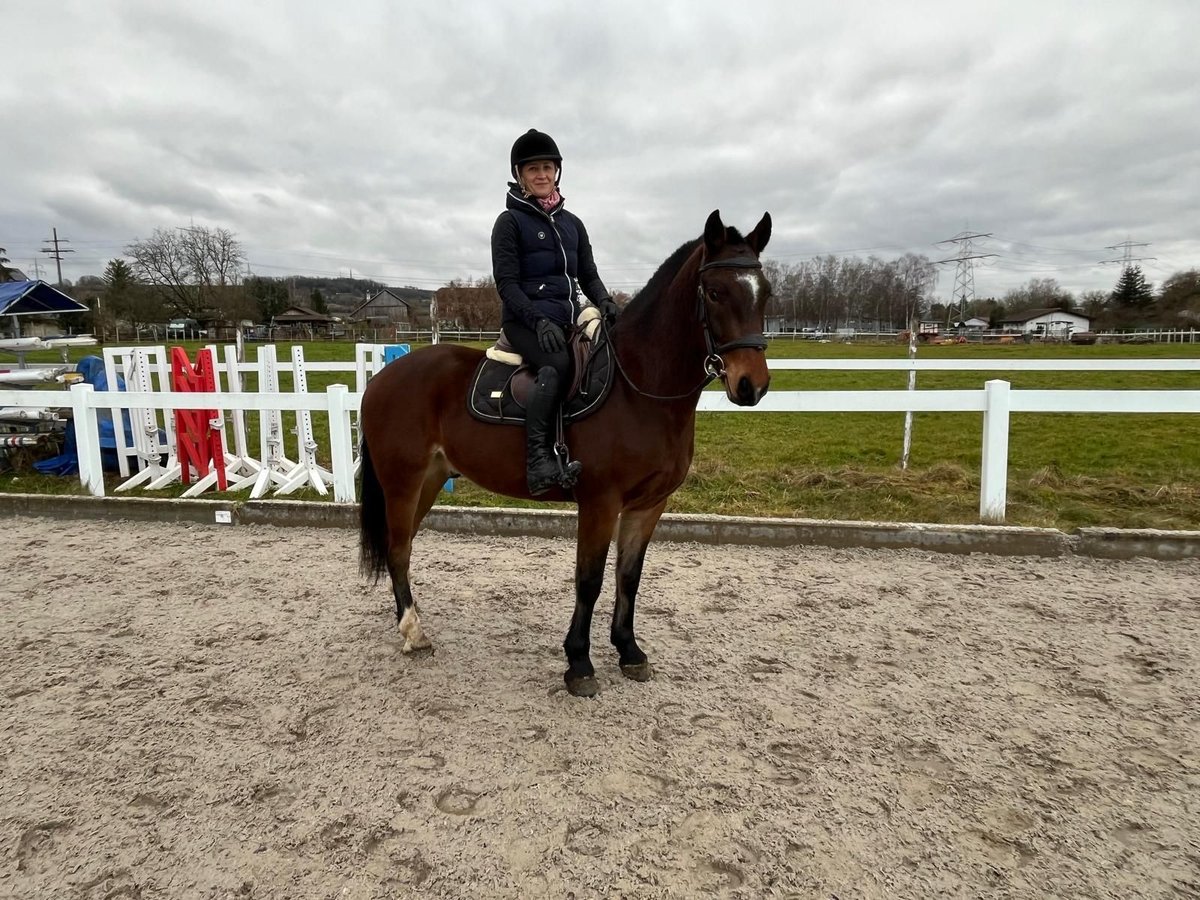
[3, 0, 1198, 302]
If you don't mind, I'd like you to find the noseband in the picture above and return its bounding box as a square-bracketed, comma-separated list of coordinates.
[696, 256, 769, 378]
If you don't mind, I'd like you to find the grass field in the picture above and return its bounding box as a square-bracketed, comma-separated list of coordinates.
[3, 338, 1198, 530]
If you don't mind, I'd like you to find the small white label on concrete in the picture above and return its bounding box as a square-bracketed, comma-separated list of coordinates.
[214, 510, 233, 525]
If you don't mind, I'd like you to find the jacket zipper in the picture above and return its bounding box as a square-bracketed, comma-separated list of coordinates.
[546, 209, 573, 310]
[513, 195, 575, 316]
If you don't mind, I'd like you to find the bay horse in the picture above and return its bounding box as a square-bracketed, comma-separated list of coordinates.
[359, 209, 772, 697]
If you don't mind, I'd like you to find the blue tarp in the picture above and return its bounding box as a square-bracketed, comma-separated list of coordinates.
[0, 280, 90, 316]
[33, 356, 135, 476]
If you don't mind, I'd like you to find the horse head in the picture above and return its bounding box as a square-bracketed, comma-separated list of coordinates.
[698, 209, 772, 406]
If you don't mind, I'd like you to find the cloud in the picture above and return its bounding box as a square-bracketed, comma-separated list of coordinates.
[2, 0, 1198, 298]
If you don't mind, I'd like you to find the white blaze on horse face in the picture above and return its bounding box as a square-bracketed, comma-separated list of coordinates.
[399, 606, 432, 654]
[737, 272, 760, 305]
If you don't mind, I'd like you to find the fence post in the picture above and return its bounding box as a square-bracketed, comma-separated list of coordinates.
[979, 379, 1011, 523]
[327, 384, 356, 503]
[70, 383, 105, 497]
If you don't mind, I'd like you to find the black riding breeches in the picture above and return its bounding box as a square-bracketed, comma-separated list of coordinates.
[504, 320, 572, 395]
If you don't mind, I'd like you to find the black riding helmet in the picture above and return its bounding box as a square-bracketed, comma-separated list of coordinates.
[510, 128, 562, 183]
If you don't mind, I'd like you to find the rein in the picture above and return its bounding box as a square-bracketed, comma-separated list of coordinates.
[609, 254, 768, 402]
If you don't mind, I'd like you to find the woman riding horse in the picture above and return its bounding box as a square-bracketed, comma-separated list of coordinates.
[360, 205, 772, 697]
[492, 129, 621, 495]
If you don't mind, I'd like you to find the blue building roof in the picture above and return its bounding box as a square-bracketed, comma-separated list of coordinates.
[0, 280, 90, 316]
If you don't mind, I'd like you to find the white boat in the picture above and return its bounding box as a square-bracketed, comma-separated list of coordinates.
[0, 337, 45, 352]
[0, 407, 62, 421]
[0, 366, 71, 386]
[42, 336, 98, 349]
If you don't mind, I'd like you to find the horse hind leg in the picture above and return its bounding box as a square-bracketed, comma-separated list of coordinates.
[389, 454, 451, 655]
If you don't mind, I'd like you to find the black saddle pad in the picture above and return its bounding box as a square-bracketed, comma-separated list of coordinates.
[468, 339, 614, 426]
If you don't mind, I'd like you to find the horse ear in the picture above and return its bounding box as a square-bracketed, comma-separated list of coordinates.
[704, 210, 726, 255]
[746, 212, 772, 255]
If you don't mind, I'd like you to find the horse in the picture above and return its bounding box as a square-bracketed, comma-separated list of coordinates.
[359, 209, 772, 697]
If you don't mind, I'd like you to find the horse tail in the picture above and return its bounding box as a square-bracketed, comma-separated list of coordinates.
[358, 435, 389, 583]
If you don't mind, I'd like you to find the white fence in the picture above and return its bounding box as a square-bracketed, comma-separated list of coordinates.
[764, 329, 1200, 344]
[1, 349, 1197, 523]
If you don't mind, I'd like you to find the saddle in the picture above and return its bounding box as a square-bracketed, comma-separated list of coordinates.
[468, 306, 614, 426]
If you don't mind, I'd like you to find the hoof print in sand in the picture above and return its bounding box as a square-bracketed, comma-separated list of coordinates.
[565, 821, 608, 857]
[435, 786, 484, 816]
[520, 725, 547, 743]
[15, 820, 71, 872]
[408, 752, 446, 771]
[695, 858, 745, 892]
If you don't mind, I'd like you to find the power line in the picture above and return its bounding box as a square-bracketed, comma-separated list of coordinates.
[990, 235, 1103, 256]
[935, 232, 996, 324]
[39, 227, 75, 287]
[1100, 239, 1156, 269]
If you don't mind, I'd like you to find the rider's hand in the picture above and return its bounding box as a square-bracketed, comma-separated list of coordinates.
[536, 318, 566, 354]
[597, 297, 621, 323]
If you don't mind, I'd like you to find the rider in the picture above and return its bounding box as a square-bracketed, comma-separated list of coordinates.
[491, 128, 621, 496]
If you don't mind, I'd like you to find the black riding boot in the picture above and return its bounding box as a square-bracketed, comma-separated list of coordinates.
[526, 367, 581, 495]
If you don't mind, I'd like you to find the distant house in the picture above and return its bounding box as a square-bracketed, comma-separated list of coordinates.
[350, 288, 414, 328]
[272, 304, 336, 338]
[999, 307, 1091, 338]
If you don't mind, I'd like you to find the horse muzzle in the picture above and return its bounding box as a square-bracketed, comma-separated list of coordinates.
[720, 349, 770, 407]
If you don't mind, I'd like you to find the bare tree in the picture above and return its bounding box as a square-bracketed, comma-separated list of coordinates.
[893, 253, 938, 326]
[1157, 270, 1200, 325]
[125, 226, 245, 317]
[435, 276, 502, 330]
[1001, 277, 1075, 314]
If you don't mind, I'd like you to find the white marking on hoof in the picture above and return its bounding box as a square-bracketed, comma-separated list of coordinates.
[399, 607, 432, 654]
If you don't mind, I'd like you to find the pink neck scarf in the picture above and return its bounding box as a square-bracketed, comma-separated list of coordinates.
[537, 188, 562, 211]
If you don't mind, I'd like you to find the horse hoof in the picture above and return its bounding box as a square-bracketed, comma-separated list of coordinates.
[402, 641, 434, 657]
[565, 675, 600, 698]
[620, 661, 653, 682]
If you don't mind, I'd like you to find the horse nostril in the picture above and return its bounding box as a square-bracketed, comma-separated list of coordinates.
[737, 375, 754, 404]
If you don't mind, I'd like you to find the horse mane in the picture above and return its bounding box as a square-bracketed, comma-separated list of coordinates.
[625, 226, 748, 315]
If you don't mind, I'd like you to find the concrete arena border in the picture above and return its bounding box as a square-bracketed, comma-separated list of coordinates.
[1, 493, 1196, 561]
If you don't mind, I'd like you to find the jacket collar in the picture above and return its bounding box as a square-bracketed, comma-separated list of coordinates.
[506, 183, 565, 218]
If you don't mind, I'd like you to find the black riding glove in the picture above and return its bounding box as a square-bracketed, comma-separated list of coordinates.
[597, 297, 621, 323]
[536, 318, 566, 354]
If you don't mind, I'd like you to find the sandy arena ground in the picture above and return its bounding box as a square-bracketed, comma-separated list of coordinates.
[1, 515, 1198, 899]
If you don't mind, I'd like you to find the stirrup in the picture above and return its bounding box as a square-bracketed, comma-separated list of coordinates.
[554, 442, 582, 488]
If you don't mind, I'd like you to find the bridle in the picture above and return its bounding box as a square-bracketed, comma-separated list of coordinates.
[608, 253, 768, 402]
[696, 256, 769, 379]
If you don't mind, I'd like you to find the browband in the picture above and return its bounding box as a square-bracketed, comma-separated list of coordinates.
[698, 256, 763, 272]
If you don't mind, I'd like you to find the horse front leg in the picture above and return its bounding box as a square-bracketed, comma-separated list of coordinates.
[612, 499, 669, 682]
[563, 499, 619, 698]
